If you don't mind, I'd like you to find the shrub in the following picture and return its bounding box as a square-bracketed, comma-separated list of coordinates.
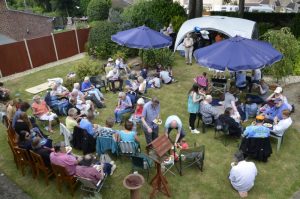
[88, 20, 119, 59]
[257, 22, 274, 37]
[171, 15, 187, 33]
[87, 0, 111, 22]
[121, 0, 187, 30]
[74, 60, 101, 81]
[80, 0, 91, 16]
[262, 27, 300, 82]
[139, 48, 175, 68]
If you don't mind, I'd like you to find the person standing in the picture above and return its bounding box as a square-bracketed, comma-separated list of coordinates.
[229, 151, 257, 198]
[183, 33, 194, 65]
[188, 84, 204, 134]
[164, 115, 185, 145]
[141, 97, 161, 144]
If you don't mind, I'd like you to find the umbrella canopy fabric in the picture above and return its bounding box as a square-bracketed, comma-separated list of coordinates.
[111, 25, 172, 49]
[194, 36, 283, 71]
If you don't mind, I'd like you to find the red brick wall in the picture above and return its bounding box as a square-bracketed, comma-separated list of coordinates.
[0, 0, 53, 41]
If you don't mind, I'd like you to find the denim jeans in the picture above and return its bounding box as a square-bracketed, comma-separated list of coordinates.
[114, 108, 132, 123]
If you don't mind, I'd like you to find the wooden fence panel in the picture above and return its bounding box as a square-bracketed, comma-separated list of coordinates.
[77, 28, 90, 53]
[54, 30, 78, 60]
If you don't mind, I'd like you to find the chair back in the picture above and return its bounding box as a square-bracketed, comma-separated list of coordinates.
[14, 147, 33, 164]
[72, 126, 85, 150]
[2, 114, 9, 129]
[119, 141, 137, 155]
[51, 163, 73, 180]
[60, 123, 72, 146]
[90, 76, 105, 89]
[29, 150, 47, 169]
[131, 155, 145, 169]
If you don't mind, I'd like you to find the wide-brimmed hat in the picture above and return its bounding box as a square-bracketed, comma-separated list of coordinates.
[108, 58, 113, 62]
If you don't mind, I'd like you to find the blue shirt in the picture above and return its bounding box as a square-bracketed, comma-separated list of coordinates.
[245, 103, 258, 120]
[265, 103, 289, 120]
[243, 125, 270, 138]
[12, 109, 22, 128]
[142, 101, 160, 128]
[81, 81, 92, 92]
[118, 130, 136, 142]
[236, 72, 246, 88]
[79, 118, 95, 136]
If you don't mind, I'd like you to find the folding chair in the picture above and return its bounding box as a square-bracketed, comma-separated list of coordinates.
[270, 130, 287, 152]
[162, 157, 176, 176]
[131, 154, 151, 181]
[51, 163, 77, 196]
[211, 78, 227, 95]
[29, 150, 54, 185]
[90, 76, 107, 93]
[179, 144, 205, 176]
[118, 141, 140, 156]
[14, 147, 36, 178]
[214, 122, 230, 146]
[76, 174, 107, 194]
[59, 123, 72, 146]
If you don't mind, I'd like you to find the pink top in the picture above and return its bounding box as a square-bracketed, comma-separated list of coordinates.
[32, 101, 49, 116]
[76, 166, 102, 185]
[50, 152, 77, 175]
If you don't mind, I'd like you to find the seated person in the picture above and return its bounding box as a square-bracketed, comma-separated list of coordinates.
[148, 73, 161, 88]
[115, 56, 129, 73]
[106, 57, 115, 68]
[242, 115, 270, 138]
[194, 72, 209, 90]
[263, 98, 289, 122]
[137, 76, 147, 94]
[15, 112, 41, 136]
[79, 113, 99, 137]
[117, 120, 139, 143]
[32, 95, 58, 133]
[266, 86, 292, 111]
[272, 109, 292, 137]
[129, 98, 144, 131]
[31, 137, 52, 168]
[81, 77, 104, 102]
[73, 83, 104, 109]
[6, 99, 18, 123]
[164, 115, 186, 145]
[12, 102, 31, 129]
[140, 67, 148, 79]
[98, 117, 117, 138]
[235, 71, 247, 90]
[160, 68, 174, 84]
[246, 79, 269, 104]
[244, 98, 258, 121]
[18, 130, 33, 150]
[106, 68, 123, 93]
[248, 69, 261, 93]
[125, 86, 138, 105]
[218, 107, 242, 137]
[229, 151, 257, 198]
[0, 82, 10, 100]
[50, 142, 110, 185]
[114, 92, 132, 124]
[200, 95, 219, 124]
[65, 108, 80, 132]
[69, 90, 96, 116]
[50, 82, 69, 98]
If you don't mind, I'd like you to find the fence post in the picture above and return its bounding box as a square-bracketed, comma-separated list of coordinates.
[0, 69, 3, 78]
[74, 28, 81, 54]
[51, 33, 59, 61]
[24, 39, 33, 69]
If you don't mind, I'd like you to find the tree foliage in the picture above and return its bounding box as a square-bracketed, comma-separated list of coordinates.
[139, 48, 175, 68]
[121, 0, 186, 30]
[87, 0, 111, 22]
[262, 27, 300, 81]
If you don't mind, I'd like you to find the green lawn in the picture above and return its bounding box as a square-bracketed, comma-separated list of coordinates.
[1, 54, 300, 199]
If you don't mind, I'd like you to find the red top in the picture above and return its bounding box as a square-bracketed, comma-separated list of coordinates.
[135, 105, 143, 117]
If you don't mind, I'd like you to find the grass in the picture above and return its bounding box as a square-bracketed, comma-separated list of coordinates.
[1, 54, 300, 199]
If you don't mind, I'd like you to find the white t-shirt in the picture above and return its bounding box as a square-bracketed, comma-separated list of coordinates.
[153, 77, 161, 88]
[252, 69, 261, 81]
[229, 160, 257, 192]
[272, 117, 292, 136]
[160, 71, 172, 84]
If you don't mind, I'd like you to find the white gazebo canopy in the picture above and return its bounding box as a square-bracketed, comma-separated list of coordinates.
[174, 16, 257, 51]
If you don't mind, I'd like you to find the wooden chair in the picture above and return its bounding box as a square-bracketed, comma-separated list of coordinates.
[51, 163, 77, 196]
[7, 137, 19, 169]
[14, 147, 36, 178]
[29, 150, 54, 185]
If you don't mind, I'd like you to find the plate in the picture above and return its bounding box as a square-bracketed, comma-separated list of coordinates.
[263, 123, 273, 128]
[153, 119, 162, 125]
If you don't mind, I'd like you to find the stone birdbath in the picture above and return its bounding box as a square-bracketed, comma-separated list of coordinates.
[123, 173, 145, 199]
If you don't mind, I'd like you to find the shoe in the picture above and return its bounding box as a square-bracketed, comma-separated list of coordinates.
[189, 126, 192, 130]
[191, 129, 200, 134]
[110, 164, 116, 175]
[110, 161, 115, 165]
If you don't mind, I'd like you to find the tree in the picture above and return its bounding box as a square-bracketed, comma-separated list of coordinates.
[195, 0, 203, 18]
[50, 0, 79, 16]
[121, 0, 186, 30]
[262, 27, 300, 82]
[188, 0, 196, 19]
[87, 0, 111, 22]
[238, 0, 245, 18]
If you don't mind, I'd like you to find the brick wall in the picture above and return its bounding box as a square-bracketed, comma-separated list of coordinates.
[0, 0, 53, 41]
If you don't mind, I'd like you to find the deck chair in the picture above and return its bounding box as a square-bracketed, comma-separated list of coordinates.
[14, 147, 36, 178]
[179, 144, 205, 176]
[118, 141, 140, 156]
[211, 78, 227, 95]
[90, 76, 107, 93]
[51, 163, 77, 196]
[30, 150, 54, 185]
[131, 154, 151, 181]
[59, 123, 72, 146]
[76, 174, 107, 194]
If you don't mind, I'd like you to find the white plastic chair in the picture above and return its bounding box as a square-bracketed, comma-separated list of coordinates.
[59, 123, 72, 146]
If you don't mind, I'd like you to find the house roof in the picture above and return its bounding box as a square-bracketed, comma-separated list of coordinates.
[286, 2, 296, 9]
